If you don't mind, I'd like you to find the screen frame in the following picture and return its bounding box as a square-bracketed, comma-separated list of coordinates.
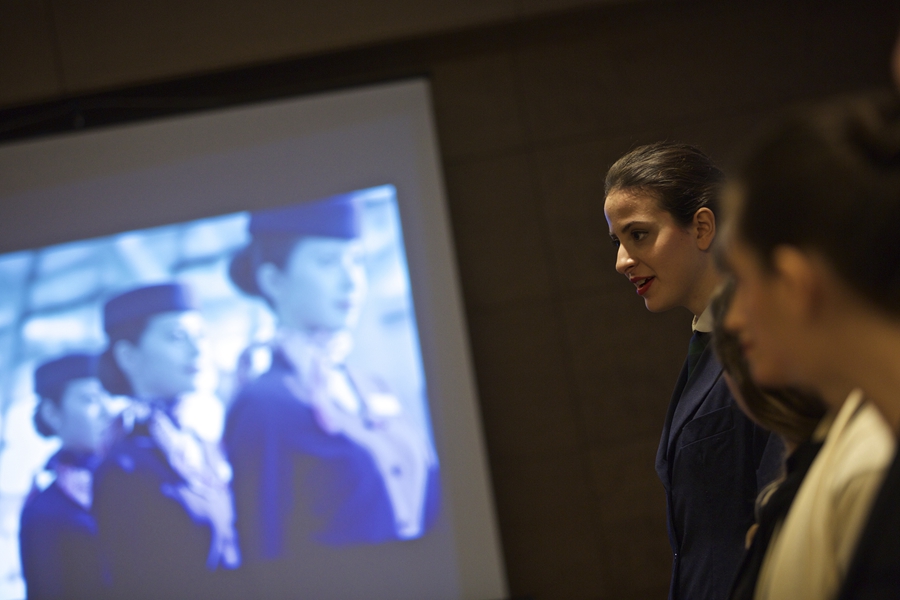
[0, 79, 508, 600]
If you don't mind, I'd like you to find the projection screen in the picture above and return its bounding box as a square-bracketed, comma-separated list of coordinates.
[0, 79, 507, 600]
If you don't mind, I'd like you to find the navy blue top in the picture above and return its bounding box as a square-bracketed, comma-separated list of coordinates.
[19, 449, 103, 600]
[224, 351, 440, 564]
[92, 409, 240, 600]
[657, 339, 783, 600]
[838, 447, 900, 599]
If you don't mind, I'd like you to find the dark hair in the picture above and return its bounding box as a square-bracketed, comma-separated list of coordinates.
[605, 142, 725, 227]
[711, 279, 827, 445]
[97, 316, 150, 396]
[732, 92, 900, 315]
[33, 402, 56, 438]
[33, 388, 66, 438]
[228, 234, 301, 301]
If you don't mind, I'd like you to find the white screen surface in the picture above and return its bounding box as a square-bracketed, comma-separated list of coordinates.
[0, 80, 507, 600]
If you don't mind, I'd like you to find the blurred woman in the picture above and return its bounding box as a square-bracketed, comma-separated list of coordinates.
[709, 280, 829, 600]
[224, 196, 438, 592]
[92, 283, 240, 600]
[720, 93, 900, 599]
[604, 142, 782, 600]
[20, 353, 112, 600]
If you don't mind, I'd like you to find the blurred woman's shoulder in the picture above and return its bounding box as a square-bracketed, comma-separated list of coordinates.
[833, 401, 895, 475]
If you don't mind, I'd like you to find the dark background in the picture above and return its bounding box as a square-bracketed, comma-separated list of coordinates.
[2, 1, 898, 598]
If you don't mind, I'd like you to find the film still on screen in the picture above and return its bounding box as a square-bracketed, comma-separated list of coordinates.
[2, 186, 442, 599]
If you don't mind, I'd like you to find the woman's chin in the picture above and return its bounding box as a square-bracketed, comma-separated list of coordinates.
[168, 380, 199, 398]
[748, 362, 789, 389]
[643, 296, 674, 313]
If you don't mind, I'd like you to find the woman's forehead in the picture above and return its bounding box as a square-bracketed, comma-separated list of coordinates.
[146, 310, 202, 331]
[293, 236, 364, 257]
[605, 189, 667, 228]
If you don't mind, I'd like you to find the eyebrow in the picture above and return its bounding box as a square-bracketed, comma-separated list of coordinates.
[609, 220, 651, 238]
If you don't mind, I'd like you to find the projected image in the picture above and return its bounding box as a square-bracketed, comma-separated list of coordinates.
[0, 185, 439, 599]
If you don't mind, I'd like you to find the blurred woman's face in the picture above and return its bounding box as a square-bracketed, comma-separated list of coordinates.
[49, 377, 113, 454]
[117, 311, 205, 399]
[723, 237, 802, 388]
[605, 189, 708, 313]
[264, 237, 367, 333]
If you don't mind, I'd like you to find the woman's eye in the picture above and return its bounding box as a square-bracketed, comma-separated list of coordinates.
[168, 329, 195, 343]
[315, 253, 341, 267]
[631, 231, 648, 242]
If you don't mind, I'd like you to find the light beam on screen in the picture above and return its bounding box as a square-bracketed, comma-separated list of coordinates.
[0, 80, 507, 600]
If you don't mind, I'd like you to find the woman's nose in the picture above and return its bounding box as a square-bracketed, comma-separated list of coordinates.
[94, 395, 113, 422]
[724, 292, 743, 333]
[615, 245, 635, 274]
[185, 335, 202, 357]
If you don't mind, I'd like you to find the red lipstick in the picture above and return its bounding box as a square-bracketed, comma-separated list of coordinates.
[630, 276, 655, 296]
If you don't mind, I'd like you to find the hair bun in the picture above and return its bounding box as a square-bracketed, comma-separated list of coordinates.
[228, 246, 261, 297]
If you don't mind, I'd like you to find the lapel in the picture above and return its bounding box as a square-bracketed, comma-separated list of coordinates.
[656, 358, 689, 490]
[654, 343, 723, 489]
[669, 345, 722, 451]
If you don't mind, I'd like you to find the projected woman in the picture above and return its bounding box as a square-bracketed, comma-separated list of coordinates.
[19, 353, 112, 600]
[92, 283, 241, 599]
[224, 196, 439, 571]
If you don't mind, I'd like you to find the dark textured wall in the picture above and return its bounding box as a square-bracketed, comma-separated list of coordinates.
[433, 4, 896, 598]
[2, 1, 899, 599]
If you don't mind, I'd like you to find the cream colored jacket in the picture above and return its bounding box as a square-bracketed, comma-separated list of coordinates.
[754, 390, 894, 600]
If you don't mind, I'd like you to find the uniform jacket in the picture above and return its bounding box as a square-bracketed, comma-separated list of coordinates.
[656, 341, 781, 600]
[224, 349, 440, 565]
[837, 448, 900, 599]
[728, 439, 823, 600]
[19, 449, 103, 600]
[92, 407, 241, 600]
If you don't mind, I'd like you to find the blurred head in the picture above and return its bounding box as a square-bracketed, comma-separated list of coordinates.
[711, 279, 827, 446]
[256, 237, 366, 332]
[604, 142, 724, 314]
[99, 284, 204, 399]
[721, 93, 900, 389]
[34, 354, 113, 453]
[229, 195, 367, 333]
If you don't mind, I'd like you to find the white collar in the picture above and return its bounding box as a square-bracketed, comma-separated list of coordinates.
[692, 304, 714, 333]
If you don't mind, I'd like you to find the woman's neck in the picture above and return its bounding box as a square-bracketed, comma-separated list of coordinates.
[826, 307, 900, 434]
[133, 391, 179, 409]
[686, 262, 723, 318]
[278, 326, 353, 364]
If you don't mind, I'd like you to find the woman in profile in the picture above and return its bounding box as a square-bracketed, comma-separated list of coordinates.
[709, 280, 829, 600]
[92, 283, 240, 600]
[720, 93, 900, 599]
[20, 353, 113, 600]
[603, 143, 782, 600]
[224, 195, 439, 592]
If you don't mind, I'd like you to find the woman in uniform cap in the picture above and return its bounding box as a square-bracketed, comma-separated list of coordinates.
[20, 353, 112, 600]
[224, 194, 439, 593]
[92, 283, 240, 600]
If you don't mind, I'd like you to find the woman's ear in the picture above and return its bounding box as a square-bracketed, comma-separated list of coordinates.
[694, 207, 717, 251]
[112, 339, 139, 381]
[772, 246, 824, 322]
[256, 263, 284, 307]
